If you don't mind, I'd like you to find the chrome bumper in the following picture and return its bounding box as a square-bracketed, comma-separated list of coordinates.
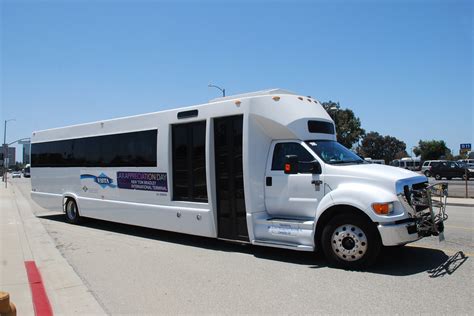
[378, 222, 420, 246]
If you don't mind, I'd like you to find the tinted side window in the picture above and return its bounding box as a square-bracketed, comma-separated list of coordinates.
[172, 121, 208, 202]
[308, 121, 335, 134]
[31, 130, 157, 167]
[271, 143, 314, 171]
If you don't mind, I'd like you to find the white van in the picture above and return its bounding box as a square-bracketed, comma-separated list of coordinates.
[421, 160, 445, 177]
[30, 89, 447, 269]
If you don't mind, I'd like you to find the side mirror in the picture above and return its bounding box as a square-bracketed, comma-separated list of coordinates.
[284, 155, 298, 174]
[312, 161, 322, 174]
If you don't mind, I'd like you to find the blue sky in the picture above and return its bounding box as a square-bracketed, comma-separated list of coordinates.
[1, 0, 472, 161]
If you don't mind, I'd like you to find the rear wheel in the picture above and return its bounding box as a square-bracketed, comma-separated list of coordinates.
[65, 198, 81, 224]
[424, 171, 431, 177]
[321, 213, 381, 270]
[434, 174, 442, 180]
[462, 174, 470, 181]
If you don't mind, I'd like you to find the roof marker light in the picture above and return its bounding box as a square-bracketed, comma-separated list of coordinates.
[298, 97, 303, 101]
[235, 100, 241, 106]
[272, 96, 280, 101]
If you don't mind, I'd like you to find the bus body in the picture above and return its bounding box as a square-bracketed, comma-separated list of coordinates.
[31, 89, 447, 269]
[390, 157, 421, 171]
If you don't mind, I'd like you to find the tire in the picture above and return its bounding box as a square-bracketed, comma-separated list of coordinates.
[434, 174, 442, 180]
[424, 171, 431, 177]
[321, 213, 381, 270]
[65, 198, 81, 224]
[462, 174, 470, 181]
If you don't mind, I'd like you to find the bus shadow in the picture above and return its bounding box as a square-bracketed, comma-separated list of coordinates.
[38, 214, 467, 276]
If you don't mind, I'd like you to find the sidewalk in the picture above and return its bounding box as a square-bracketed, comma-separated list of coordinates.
[0, 184, 105, 315]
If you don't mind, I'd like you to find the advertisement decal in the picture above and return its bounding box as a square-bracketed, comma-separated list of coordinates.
[117, 172, 168, 192]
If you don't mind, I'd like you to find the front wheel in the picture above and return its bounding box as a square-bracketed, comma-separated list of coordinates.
[462, 174, 470, 181]
[321, 213, 381, 270]
[424, 171, 431, 177]
[434, 174, 442, 180]
[65, 198, 81, 224]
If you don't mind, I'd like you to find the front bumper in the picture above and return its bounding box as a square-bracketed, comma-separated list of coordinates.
[378, 181, 449, 246]
[378, 221, 420, 246]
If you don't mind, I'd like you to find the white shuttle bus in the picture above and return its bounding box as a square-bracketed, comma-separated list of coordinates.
[31, 89, 448, 269]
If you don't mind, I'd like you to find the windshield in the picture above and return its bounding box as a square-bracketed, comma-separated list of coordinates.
[305, 140, 366, 165]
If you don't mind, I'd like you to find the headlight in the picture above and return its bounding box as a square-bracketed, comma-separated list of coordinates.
[372, 202, 394, 215]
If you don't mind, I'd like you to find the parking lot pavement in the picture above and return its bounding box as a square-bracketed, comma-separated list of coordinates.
[5, 178, 473, 315]
[0, 181, 105, 315]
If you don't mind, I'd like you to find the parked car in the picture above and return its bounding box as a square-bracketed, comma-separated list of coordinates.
[11, 171, 22, 179]
[458, 159, 474, 165]
[421, 160, 446, 177]
[430, 161, 474, 180]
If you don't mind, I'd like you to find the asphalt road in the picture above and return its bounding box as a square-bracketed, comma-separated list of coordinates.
[11, 178, 473, 314]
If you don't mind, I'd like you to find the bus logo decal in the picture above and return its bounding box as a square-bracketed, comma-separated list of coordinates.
[80, 173, 117, 189]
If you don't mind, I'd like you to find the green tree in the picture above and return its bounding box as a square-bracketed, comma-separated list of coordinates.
[413, 140, 451, 161]
[357, 131, 408, 164]
[322, 101, 365, 149]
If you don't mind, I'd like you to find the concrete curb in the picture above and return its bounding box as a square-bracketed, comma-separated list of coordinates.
[3, 183, 106, 315]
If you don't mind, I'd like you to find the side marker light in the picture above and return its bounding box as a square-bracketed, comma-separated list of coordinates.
[372, 203, 394, 215]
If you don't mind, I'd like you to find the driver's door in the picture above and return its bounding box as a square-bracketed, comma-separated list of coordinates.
[264, 141, 324, 218]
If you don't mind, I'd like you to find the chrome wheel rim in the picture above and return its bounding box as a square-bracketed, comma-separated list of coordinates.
[331, 224, 368, 261]
[66, 201, 77, 220]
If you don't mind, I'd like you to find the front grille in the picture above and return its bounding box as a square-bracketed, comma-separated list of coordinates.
[403, 181, 429, 212]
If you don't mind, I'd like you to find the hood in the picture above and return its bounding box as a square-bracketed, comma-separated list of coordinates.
[324, 163, 427, 193]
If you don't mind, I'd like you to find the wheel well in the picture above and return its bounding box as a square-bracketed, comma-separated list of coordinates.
[315, 205, 377, 250]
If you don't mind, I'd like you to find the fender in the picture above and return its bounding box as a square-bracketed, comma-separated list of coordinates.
[316, 182, 405, 224]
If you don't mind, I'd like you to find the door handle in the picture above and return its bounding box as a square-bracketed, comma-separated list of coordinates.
[266, 177, 272, 186]
[311, 180, 323, 185]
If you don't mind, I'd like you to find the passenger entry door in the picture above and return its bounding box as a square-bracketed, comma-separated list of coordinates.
[264, 141, 324, 218]
[214, 115, 249, 241]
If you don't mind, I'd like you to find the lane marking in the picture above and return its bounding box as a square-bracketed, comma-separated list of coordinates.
[406, 244, 474, 257]
[25, 261, 53, 316]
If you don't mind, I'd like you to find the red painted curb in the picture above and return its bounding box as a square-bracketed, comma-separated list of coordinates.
[24, 261, 53, 316]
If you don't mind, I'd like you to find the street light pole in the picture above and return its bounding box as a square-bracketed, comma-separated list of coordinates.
[3, 119, 16, 188]
[208, 84, 226, 97]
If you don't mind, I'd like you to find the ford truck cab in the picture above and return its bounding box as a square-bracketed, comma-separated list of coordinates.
[245, 90, 448, 269]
